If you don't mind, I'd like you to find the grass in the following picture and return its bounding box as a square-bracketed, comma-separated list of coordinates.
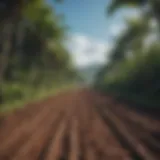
[0, 82, 77, 113]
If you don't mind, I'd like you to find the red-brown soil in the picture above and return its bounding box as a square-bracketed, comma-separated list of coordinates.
[0, 88, 159, 160]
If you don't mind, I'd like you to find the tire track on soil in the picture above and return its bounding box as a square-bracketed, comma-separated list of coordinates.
[0, 89, 159, 160]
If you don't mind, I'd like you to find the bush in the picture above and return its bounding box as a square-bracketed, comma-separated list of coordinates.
[95, 44, 160, 108]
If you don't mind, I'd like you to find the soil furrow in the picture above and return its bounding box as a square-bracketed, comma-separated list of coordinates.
[0, 106, 58, 160]
[11, 110, 64, 160]
[44, 119, 68, 160]
[0, 103, 51, 143]
[0, 89, 159, 160]
[68, 118, 80, 160]
[95, 102, 157, 160]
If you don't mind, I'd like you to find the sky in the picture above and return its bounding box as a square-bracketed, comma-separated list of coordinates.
[47, 0, 140, 67]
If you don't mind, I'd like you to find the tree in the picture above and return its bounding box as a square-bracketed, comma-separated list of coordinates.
[107, 0, 160, 26]
[109, 16, 150, 68]
[0, 0, 35, 102]
[0, 0, 75, 105]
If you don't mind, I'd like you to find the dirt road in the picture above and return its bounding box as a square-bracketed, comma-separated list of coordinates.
[0, 88, 159, 160]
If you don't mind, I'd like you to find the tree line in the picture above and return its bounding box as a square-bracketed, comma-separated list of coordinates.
[94, 0, 160, 109]
[0, 0, 78, 108]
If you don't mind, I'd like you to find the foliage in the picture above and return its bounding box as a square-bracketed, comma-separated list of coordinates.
[107, 0, 160, 29]
[0, 0, 78, 109]
[95, 0, 160, 108]
[107, 0, 146, 14]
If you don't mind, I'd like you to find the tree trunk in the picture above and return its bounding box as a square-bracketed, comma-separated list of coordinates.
[0, 22, 14, 103]
[16, 18, 25, 64]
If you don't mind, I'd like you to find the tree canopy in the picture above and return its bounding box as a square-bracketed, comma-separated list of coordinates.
[94, 0, 160, 109]
[0, 0, 78, 107]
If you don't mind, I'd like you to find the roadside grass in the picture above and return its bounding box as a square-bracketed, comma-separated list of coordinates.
[0, 82, 77, 113]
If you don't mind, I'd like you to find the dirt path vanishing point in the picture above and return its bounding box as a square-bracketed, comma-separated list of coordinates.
[0, 88, 159, 160]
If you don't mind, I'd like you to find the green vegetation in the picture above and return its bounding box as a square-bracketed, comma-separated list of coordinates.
[1, 81, 76, 113]
[0, 0, 79, 112]
[94, 0, 160, 109]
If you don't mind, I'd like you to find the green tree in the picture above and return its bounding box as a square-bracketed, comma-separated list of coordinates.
[0, 0, 77, 106]
[107, 0, 160, 26]
[109, 16, 150, 69]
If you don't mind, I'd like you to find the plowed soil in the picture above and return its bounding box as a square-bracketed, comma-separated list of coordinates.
[0, 88, 159, 160]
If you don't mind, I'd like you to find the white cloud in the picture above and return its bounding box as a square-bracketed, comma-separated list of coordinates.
[109, 23, 126, 37]
[66, 33, 111, 67]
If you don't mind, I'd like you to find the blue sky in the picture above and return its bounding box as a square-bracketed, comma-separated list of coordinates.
[47, 0, 139, 67]
[49, 0, 112, 41]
